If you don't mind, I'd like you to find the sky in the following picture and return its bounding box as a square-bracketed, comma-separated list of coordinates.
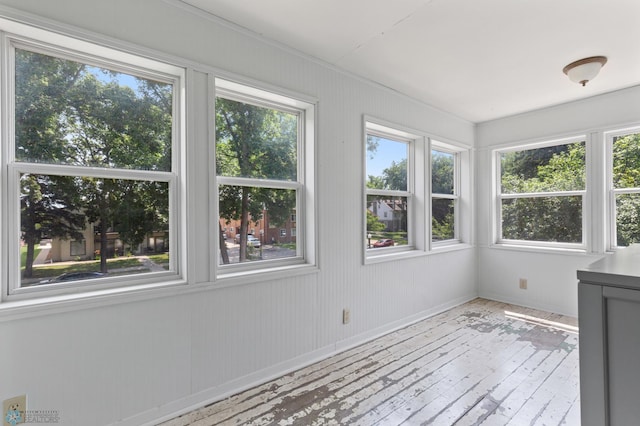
[87, 65, 144, 94]
[367, 136, 407, 178]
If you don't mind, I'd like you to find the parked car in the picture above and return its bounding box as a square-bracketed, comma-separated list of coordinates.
[372, 239, 395, 248]
[246, 235, 261, 248]
[40, 271, 106, 284]
[235, 234, 261, 247]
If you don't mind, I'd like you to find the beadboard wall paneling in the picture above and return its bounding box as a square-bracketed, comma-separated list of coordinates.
[475, 85, 640, 317]
[0, 1, 476, 425]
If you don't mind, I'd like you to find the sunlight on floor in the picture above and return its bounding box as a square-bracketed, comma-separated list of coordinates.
[504, 310, 579, 334]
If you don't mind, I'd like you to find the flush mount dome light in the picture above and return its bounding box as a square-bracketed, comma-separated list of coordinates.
[563, 56, 607, 86]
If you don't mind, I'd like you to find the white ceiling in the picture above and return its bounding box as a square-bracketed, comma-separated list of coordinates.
[181, 0, 640, 123]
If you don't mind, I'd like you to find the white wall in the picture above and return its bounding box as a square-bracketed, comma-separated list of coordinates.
[476, 85, 640, 317]
[0, 1, 477, 425]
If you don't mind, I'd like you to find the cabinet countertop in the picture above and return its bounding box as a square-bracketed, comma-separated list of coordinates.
[577, 244, 640, 289]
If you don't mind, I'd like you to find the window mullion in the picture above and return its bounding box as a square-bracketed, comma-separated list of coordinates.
[366, 188, 411, 197]
[12, 163, 174, 182]
[500, 190, 586, 199]
[217, 176, 301, 191]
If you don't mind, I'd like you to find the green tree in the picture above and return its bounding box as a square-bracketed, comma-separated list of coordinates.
[432, 151, 455, 240]
[20, 174, 86, 278]
[65, 74, 172, 271]
[16, 49, 173, 275]
[500, 142, 585, 242]
[15, 49, 87, 278]
[613, 133, 640, 246]
[366, 209, 386, 233]
[367, 159, 407, 191]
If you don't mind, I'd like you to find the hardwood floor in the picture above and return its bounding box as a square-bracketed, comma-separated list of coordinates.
[161, 298, 580, 425]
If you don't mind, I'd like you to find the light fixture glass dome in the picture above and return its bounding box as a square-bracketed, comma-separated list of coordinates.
[563, 56, 607, 86]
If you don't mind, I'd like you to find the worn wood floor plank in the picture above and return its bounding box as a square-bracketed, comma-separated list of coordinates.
[160, 298, 580, 426]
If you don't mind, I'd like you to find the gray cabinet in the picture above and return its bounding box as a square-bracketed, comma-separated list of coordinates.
[578, 245, 640, 426]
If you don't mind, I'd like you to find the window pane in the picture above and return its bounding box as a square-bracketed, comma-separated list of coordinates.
[366, 195, 408, 248]
[21, 174, 170, 287]
[70, 240, 86, 256]
[616, 193, 640, 247]
[613, 132, 640, 189]
[366, 136, 407, 191]
[500, 142, 585, 194]
[215, 97, 298, 181]
[501, 196, 582, 243]
[432, 198, 455, 241]
[432, 150, 454, 194]
[218, 185, 297, 265]
[15, 49, 173, 171]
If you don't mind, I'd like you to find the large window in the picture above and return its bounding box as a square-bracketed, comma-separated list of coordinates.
[365, 123, 413, 254]
[214, 79, 315, 274]
[431, 145, 459, 243]
[4, 30, 183, 299]
[496, 138, 586, 248]
[609, 129, 640, 248]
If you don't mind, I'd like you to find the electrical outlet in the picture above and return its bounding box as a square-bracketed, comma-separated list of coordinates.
[342, 308, 350, 324]
[519, 278, 528, 290]
[3, 395, 26, 426]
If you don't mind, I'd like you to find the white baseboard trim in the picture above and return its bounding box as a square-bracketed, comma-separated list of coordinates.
[478, 291, 577, 318]
[116, 293, 478, 426]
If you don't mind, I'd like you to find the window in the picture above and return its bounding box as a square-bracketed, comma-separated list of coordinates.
[70, 240, 86, 257]
[431, 145, 459, 243]
[214, 78, 315, 274]
[365, 119, 427, 260]
[366, 130, 409, 250]
[496, 138, 586, 248]
[280, 229, 287, 237]
[608, 129, 640, 248]
[5, 28, 183, 298]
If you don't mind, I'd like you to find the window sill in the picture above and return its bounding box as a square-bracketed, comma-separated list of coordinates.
[488, 242, 589, 256]
[365, 247, 426, 264]
[214, 262, 319, 288]
[0, 278, 188, 322]
[431, 242, 473, 254]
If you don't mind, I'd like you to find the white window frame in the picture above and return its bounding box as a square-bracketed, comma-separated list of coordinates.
[213, 78, 316, 279]
[364, 118, 426, 263]
[430, 141, 461, 246]
[494, 136, 587, 251]
[1, 20, 186, 301]
[605, 126, 640, 251]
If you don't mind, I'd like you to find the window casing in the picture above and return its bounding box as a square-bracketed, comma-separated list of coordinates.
[214, 78, 315, 276]
[607, 128, 640, 249]
[2, 23, 185, 300]
[495, 137, 586, 249]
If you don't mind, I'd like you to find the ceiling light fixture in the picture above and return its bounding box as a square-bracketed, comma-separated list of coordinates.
[563, 56, 607, 86]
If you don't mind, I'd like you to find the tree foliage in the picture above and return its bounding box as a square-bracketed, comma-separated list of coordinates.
[215, 97, 297, 262]
[16, 49, 172, 276]
[500, 143, 585, 243]
[613, 133, 640, 246]
[432, 151, 455, 240]
[366, 209, 386, 233]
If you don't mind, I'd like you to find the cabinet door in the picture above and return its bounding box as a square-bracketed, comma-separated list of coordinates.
[579, 282, 606, 426]
[604, 286, 640, 425]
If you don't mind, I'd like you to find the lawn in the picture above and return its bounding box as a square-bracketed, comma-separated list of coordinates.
[28, 257, 145, 280]
[20, 246, 41, 268]
[147, 252, 170, 270]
